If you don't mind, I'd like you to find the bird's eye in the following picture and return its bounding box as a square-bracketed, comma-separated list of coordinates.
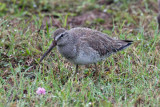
[60, 34, 64, 38]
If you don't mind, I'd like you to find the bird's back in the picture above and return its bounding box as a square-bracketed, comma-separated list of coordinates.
[68, 27, 132, 55]
[62, 27, 133, 65]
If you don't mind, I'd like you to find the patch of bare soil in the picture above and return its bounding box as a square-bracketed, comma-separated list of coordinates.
[68, 9, 112, 29]
[39, 15, 61, 31]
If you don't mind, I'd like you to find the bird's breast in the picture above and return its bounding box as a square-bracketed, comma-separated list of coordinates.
[57, 45, 77, 60]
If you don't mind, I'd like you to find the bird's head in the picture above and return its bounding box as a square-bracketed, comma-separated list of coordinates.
[40, 28, 68, 62]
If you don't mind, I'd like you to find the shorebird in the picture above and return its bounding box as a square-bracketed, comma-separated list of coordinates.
[40, 27, 133, 73]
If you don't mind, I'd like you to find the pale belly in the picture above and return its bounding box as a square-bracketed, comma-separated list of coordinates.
[71, 49, 106, 65]
[57, 44, 109, 65]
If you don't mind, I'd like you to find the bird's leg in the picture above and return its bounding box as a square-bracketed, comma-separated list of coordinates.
[93, 63, 99, 76]
[75, 64, 82, 80]
[94, 63, 97, 72]
[102, 61, 105, 73]
[76, 64, 79, 74]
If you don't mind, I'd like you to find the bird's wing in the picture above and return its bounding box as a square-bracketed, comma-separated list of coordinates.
[79, 31, 115, 56]
[68, 28, 132, 56]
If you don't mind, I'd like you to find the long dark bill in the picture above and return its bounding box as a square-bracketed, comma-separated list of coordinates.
[40, 40, 57, 62]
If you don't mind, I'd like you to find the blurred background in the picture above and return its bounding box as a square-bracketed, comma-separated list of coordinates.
[0, 0, 158, 29]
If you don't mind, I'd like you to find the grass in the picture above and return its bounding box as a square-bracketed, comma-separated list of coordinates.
[0, 0, 160, 106]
